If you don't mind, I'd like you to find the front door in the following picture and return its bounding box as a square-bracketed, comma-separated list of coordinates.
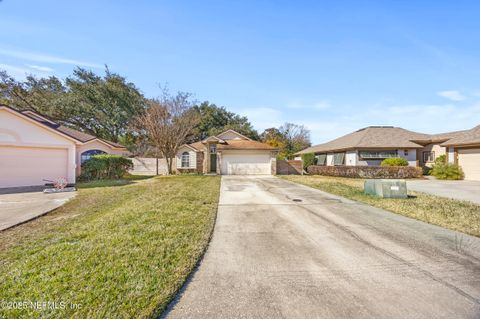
[210, 144, 217, 173]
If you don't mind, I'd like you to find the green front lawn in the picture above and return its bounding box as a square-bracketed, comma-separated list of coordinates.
[0, 175, 220, 319]
[281, 175, 480, 237]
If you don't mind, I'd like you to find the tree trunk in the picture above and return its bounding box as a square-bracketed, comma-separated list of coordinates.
[165, 157, 173, 175]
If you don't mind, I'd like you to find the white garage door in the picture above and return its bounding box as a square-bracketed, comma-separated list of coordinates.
[0, 146, 68, 188]
[221, 152, 272, 175]
[458, 148, 480, 181]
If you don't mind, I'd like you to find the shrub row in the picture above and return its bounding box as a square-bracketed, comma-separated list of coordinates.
[307, 165, 422, 179]
[80, 155, 133, 181]
[380, 157, 409, 166]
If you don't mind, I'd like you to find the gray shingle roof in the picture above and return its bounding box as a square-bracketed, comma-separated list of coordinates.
[297, 124, 480, 155]
[296, 126, 430, 155]
[441, 125, 480, 146]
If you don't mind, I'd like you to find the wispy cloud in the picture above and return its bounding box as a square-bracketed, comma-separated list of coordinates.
[0, 64, 34, 79]
[26, 64, 54, 72]
[0, 48, 102, 68]
[0, 63, 55, 79]
[437, 90, 466, 101]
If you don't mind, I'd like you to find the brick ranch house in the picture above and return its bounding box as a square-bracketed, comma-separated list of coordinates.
[295, 125, 480, 181]
[0, 105, 129, 188]
[175, 129, 277, 175]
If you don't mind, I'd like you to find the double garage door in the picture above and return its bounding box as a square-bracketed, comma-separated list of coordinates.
[0, 146, 68, 188]
[221, 152, 272, 175]
[458, 148, 480, 181]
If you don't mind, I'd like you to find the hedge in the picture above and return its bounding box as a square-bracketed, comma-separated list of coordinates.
[80, 155, 133, 181]
[300, 153, 316, 170]
[307, 165, 422, 179]
[380, 157, 409, 166]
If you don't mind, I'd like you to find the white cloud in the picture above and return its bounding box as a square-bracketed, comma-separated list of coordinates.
[0, 48, 102, 68]
[437, 90, 465, 101]
[26, 64, 54, 72]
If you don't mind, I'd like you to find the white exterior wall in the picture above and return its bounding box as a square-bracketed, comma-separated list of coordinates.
[398, 149, 417, 167]
[326, 153, 334, 166]
[176, 147, 197, 169]
[448, 147, 455, 163]
[346, 150, 357, 166]
[0, 108, 77, 185]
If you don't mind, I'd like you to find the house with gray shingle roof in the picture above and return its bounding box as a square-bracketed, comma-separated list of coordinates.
[295, 125, 480, 180]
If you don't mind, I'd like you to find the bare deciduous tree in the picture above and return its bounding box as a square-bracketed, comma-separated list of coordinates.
[278, 123, 311, 158]
[137, 92, 199, 174]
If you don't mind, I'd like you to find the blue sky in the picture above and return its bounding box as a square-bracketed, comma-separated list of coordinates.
[1, 1, 480, 144]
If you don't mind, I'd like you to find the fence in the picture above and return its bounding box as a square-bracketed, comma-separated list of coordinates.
[129, 157, 168, 175]
[276, 160, 303, 175]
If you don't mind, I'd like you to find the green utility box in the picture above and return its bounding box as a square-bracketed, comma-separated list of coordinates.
[364, 179, 408, 199]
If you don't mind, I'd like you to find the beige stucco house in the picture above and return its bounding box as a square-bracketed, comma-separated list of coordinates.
[442, 125, 480, 180]
[176, 129, 277, 175]
[0, 105, 129, 188]
[295, 125, 480, 180]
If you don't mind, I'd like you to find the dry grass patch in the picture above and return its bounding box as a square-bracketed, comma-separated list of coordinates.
[0, 175, 220, 319]
[281, 175, 480, 237]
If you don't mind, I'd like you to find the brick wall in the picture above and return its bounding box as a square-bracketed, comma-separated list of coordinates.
[276, 160, 303, 175]
[176, 152, 204, 174]
[307, 165, 422, 179]
[196, 152, 204, 173]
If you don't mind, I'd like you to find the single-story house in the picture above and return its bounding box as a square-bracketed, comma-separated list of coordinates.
[295, 125, 480, 180]
[0, 105, 129, 188]
[442, 125, 480, 180]
[176, 129, 277, 175]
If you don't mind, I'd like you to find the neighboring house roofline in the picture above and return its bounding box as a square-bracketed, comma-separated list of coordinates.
[82, 138, 128, 150]
[0, 105, 80, 144]
[0, 104, 127, 150]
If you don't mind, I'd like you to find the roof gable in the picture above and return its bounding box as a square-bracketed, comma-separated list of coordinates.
[441, 125, 480, 146]
[0, 105, 79, 144]
[0, 105, 127, 149]
[216, 129, 252, 141]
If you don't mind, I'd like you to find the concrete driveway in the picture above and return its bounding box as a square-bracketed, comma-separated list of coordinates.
[407, 179, 480, 205]
[165, 176, 480, 319]
[0, 187, 76, 230]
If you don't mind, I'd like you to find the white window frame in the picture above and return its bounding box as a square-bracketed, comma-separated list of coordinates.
[423, 151, 435, 163]
[359, 150, 398, 159]
[181, 152, 190, 168]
